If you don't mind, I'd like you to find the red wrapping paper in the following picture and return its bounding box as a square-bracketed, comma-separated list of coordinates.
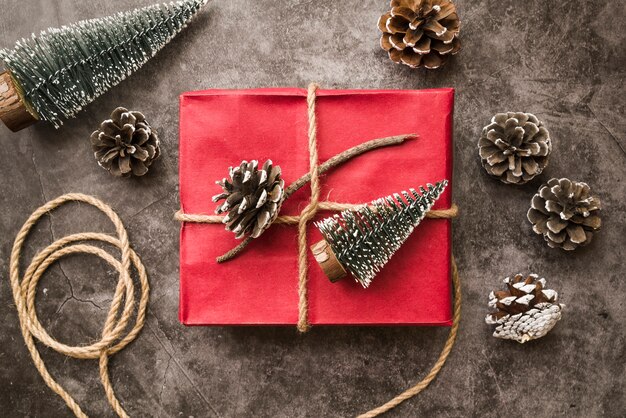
[179, 88, 454, 326]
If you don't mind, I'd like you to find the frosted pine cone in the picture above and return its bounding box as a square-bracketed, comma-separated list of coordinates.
[91, 107, 160, 177]
[486, 274, 564, 343]
[527, 178, 601, 250]
[378, 0, 461, 69]
[213, 160, 285, 239]
[478, 112, 551, 184]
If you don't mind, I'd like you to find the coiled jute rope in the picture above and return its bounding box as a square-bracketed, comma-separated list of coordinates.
[9, 193, 149, 418]
[176, 83, 462, 416]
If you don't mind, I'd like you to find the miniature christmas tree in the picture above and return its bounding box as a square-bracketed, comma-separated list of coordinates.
[0, 0, 207, 131]
[311, 180, 448, 288]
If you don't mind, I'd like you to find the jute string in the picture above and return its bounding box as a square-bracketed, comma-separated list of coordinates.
[295, 82, 322, 331]
[175, 83, 462, 415]
[9, 193, 149, 418]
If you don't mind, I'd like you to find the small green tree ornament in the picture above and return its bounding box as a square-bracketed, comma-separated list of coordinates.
[0, 0, 207, 131]
[311, 181, 448, 288]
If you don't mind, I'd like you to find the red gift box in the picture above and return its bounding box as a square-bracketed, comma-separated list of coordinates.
[179, 87, 454, 326]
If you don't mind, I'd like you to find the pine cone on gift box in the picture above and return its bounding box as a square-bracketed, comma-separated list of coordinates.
[91, 107, 160, 177]
[213, 160, 285, 239]
[486, 274, 564, 343]
[527, 178, 601, 250]
[478, 112, 552, 185]
[378, 0, 461, 69]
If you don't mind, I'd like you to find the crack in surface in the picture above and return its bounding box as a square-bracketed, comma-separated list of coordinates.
[55, 291, 104, 315]
[48, 212, 104, 314]
[145, 313, 221, 417]
[58, 268, 104, 310]
[159, 355, 173, 403]
[29, 137, 105, 314]
[482, 9, 527, 69]
[481, 349, 508, 413]
[54, 263, 105, 313]
[587, 104, 626, 158]
[129, 192, 173, 220]
[489, 63, 516, 78]
[29, 136, 47, 204]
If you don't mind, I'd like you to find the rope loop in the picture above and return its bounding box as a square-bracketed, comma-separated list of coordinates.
[9, 193, 149, 418]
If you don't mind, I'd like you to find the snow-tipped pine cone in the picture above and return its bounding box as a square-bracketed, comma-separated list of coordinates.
[378, 0, 461, 69]
[213, 160, 285, 239]
[527, 178, 601, 250]
[478, 112, 551, 185]
[91, 107, 160, 177]
[486, 274, 564, 343]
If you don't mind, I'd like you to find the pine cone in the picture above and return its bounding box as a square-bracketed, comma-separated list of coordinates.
[527, 178, 601, 250]
[478, 112, 551, 184]
[378, 0, 461, 69]
[91, 107, 160, 177]
[213, 160, 285, 239]
[486, 274, 564, 343]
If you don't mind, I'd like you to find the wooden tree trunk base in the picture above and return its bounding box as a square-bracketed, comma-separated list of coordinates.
[310, 239, 347, 283]
[0, 71, 38, 132]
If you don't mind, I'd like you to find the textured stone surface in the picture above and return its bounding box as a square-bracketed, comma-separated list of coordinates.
[1, 0, 625, 417]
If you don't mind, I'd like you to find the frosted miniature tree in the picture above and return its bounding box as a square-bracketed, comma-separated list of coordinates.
[0, 0, 207, 131]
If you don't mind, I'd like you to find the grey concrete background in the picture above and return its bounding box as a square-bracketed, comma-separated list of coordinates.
[0, 0, 624, 417]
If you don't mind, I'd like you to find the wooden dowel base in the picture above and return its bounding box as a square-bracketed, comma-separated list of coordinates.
[0, 71, 38, 132]
[310, 239, 347, 283]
